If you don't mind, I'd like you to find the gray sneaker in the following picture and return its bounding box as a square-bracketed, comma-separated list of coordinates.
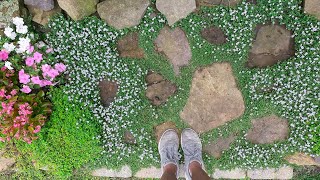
[158, 129, 180, 178]
[181, 128, 205, 180]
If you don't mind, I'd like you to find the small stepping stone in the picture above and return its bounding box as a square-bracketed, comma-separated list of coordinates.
[247, 23, 295, 68]
[247, 166, 293, 179]
[246, 114, 289, 144]
[198, 0, 241, 7]
[156, 0, 196, 26]
[154, 121, 179, 143]
[98, 80, 118, 107]
[201, 26, 227, 45]
[97, 0, 150, 29]
[285, 152, 320, 166]
[212, 168, 246, 179]
[180, 62, 245, 133]
[117, 32, 145, 59]
[92, 165, 132, 178]
[304, 0, 320, 20]
[154, 26, 192, 75]
[146, 71, 164, 85]
[145, 72, 177, 106]
[203, 134, 236, 159]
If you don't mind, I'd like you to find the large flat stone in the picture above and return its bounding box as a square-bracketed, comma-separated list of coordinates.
[304, 0, 320, 20]
[154, 26, 192, 75]
[156, 0, 196, 26]
[57, 0, 97, 21]
[92, 165, 132, 178]
[134, 164, 185, 178]
[180, 62, 245, 133]
[97, 0, 150, 29]
[246, 115, 289, 144]
[212, 168, 246, 179]
[247, 166, 293, 179]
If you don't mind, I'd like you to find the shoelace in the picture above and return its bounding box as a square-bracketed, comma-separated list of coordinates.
[184, 143, 201, 161]
[161, 143, 181, 163]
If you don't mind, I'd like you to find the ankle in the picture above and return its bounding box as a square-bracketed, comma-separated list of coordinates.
[164, 163, 177, 174]
[189, 161, 202, 173]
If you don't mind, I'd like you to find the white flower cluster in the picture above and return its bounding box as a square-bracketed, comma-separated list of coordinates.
[46, 16, 157, 165]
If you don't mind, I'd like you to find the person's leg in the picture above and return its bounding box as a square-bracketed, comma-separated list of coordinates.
[160, 164, 178, 180]
[159, 129, 180, 180]
[189, 161, 210, 180]
[181, 128, 210, 180]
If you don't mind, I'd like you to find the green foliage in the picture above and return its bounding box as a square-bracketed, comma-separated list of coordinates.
[15, 87, 102, 178]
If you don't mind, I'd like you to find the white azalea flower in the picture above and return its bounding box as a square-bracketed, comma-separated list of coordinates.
[12, 17, 24, 27]
[3, 43, 15, 52]
[16, 37, 31, 53]
[4, 27, 17, 40]
[4, 61, 14, 70]
[16, 25, 28, 34]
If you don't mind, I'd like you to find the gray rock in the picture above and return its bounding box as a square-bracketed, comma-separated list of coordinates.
[246, 115, 289, 144]
[27, 2, 61, 26]
[304, 0, 320, 20]
[57, 0, 97, 20]
[156, 0, 196, 25]
[97, 0, 150, 29]
[247, 166, 293, 179]
[0, 0, 20, 29]
[154, 26, 192, 75]
[203, 135, 236, 158]
[212, 168, 246, 179]
[180, 62, 245, 133]
[134, 165, 186, 178]
[247, 23, 295, 68]
[92, 165, 132, 178]
[24, 0, 54, 11]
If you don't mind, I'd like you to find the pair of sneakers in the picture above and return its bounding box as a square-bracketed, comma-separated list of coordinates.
[158, 128, 204, 180]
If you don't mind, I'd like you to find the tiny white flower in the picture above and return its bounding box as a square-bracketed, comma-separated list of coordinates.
[4, 61, 14, 70]
[4, 27, 17, 40]
[12, 17, 24, 27]
[3, 43, 15, 52]
[16, 25, 28, 34]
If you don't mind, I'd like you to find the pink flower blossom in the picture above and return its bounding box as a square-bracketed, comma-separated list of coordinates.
[54, 63, 66, 73]
[0, 89, 5, 98]
[33, 125, 41, 133]
[41, 64, 51, 72]
[28, 45, 34, 54]
[10, 89, 17, 96]
[0, 50, 9, 61]
[19, 69, 30, 84]
[21, 85, 31, 93]
[31, 76, 41, 85]
[40, 80, 53, 87]
[47, 69, 59, 79]
[33, 52, 43, 63]
[46, 48, 53, 53]
[25, 57, 35, 66]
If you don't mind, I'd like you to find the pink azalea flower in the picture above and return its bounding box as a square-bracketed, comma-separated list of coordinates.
[10, 89, 17, 96]
[0, 50, 9, 61]
[47, 69, 59, 79]
[40, 80, 52, 87]
[19, 70, 30, 84]
[0, 89, 5, 98]
[33, 52, 43, 63]
[28, 45, 34, 54]
[33, 125, 41, 133]
[25, 57, 35, 66]
[21, 85, 31, 93]
[54, 63, 66, 73]
[31, 76, 41, 85]
[41, 64, 51, 72]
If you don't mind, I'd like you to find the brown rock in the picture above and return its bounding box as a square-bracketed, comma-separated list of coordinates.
[154, 122, 179, 143]
[27, 2, 61, 26]
[57, 0, 97, 21]
[246, 115, 289, 144]
[204, 135, 236, 158]
[155, 26, 192, 75]
[198, 0, 241, 7]
[285, 153, 320, 166]
[0, 156, 15, 172]
[124, 131, 136, 145]
[201, 26, 227, 45]
[146, 81, 177, 106]
[117, 32, 145, 59]
[304, 0, 320, 20]
[98, 80, 118, 107]
[146, 71, 164, 85]
[247, 23, 295, 68]
[180, 62, 245, 133]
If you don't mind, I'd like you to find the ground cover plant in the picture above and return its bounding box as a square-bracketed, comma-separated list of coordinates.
[0, 0, 319, 178]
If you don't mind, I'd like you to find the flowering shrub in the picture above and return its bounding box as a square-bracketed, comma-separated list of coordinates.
[0, 17, 66, 143]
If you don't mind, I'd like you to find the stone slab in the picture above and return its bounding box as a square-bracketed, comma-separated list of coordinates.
[212, 168, 246, 179]
[247, 166, 293, 179]
[92, 165, 132, 178]
[134, 164, 186, 178]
